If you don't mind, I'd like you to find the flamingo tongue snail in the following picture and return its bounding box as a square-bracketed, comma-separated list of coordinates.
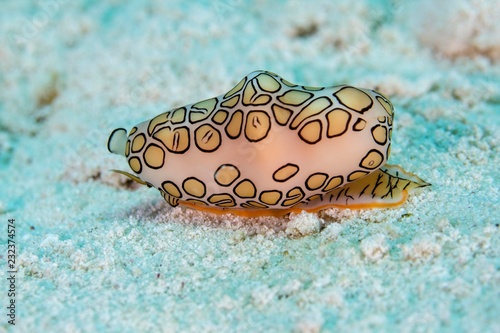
[108, 70, 430, 217]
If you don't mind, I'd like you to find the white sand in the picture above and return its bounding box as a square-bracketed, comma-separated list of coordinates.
[1, 0, 499, 332]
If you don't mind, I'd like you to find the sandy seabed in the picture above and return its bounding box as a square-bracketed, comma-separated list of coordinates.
[0, 0, 499, 332]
